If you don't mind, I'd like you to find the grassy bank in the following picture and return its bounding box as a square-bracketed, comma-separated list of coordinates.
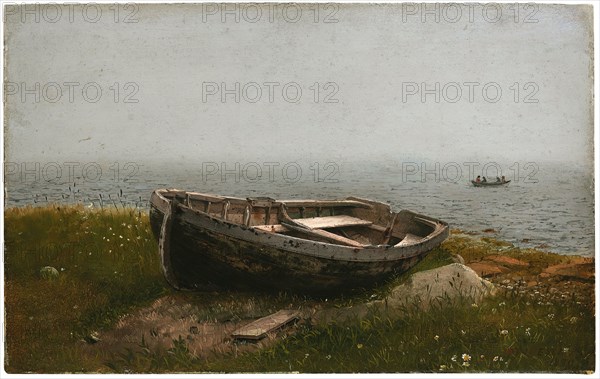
[4, 205, 167, 372]
[3, 206, 595, 373]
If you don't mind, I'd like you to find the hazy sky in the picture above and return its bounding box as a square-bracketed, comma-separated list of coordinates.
[4, 3, 594, 166]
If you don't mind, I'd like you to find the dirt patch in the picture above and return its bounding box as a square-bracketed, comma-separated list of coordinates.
[98, 296, 237, 356]
[83, 294, 306, 362]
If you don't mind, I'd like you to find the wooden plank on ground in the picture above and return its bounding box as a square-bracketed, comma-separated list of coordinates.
[293, 215, 372, 230]
[231, 310, 300, 340]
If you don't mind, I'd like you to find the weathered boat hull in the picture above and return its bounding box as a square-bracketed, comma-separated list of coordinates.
[150, 190, 449, 296]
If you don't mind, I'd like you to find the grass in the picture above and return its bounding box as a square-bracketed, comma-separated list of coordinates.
[211, 293, 594, 373]
[4, 205, 167, 372]
[3, 206, 595, 373]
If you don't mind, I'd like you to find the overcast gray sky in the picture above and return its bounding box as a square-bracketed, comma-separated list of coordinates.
[4, 3, 594, 166]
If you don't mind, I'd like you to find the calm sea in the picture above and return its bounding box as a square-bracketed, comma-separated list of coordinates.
[4, 160, 595, 257]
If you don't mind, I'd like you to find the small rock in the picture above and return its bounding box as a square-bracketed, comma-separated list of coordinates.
[543, 260, 594, 282]
[190, 326, 199, 334]
[40, 266, 59, 280]
[569, 257, 594, 265]
[486, 255, 529, 268]
[467, 262, 508, 277]
[84, 332, 101, 344]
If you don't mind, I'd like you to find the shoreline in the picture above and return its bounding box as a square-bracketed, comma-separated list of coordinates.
[446, 229, 595, 311]
[452, 228, 595, 258]
[2, 203, 594, 257]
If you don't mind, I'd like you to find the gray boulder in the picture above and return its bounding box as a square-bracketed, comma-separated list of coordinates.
[40, 266, 59, 280]
[313, 264, 496, 325]
[371, 263, 496, 313]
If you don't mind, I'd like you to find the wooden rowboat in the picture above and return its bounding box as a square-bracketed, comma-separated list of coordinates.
[149, 189, 449, 295]
[471, 180, 511, 187]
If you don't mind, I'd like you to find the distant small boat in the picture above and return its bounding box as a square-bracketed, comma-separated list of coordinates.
[471, 180, 511, 187]
[149, 189, 449, 295]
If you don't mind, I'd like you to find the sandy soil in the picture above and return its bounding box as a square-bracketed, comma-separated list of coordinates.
[84, 294, 309, 362]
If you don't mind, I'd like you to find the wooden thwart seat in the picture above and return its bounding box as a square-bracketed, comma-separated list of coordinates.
[300, 227, 365, 248]
[291, 215, 373, 230]
[253, 215, 372, 248]
[253, 223, 365, 248]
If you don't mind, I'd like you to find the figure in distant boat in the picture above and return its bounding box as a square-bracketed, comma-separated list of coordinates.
[496, 176, 501, 182]
[501, 175, 506, 183]
[482, 176, 487, 183]
[475, 175, 481, 183]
